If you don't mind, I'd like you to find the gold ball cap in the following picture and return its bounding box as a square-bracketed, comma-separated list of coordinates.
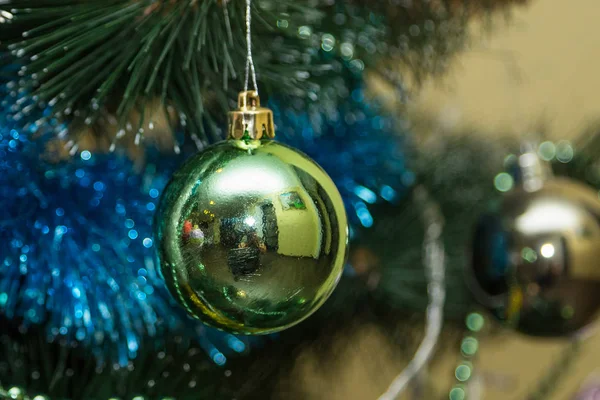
[228, 91, 275, 140]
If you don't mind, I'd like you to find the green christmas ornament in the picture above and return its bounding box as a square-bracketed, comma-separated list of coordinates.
[155, 91, 348, 334]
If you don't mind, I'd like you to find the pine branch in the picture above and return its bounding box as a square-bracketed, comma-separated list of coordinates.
[0, 0, 329, 149]
[0, 0, 525, 150]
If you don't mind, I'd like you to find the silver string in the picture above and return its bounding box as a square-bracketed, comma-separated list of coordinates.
[244, 0, 258, 94]
[378, 186, 446, 400]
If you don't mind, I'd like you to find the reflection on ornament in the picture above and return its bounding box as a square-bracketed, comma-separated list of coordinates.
[155, 92, 348, 334]
[183, 220, 193, 237]
[190, 228, 204, 239]
[469, 149, 600, 336]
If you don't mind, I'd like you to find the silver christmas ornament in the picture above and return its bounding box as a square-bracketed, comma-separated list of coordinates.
[469, 148, 600, 336]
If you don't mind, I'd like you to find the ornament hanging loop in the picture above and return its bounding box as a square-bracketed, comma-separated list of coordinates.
[228, 91, 274, 140]
[244, 0, 258, 94]
[228, 0, 271, 141]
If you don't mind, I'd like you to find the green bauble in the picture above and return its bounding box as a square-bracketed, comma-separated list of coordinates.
[156, 124, 348, 334]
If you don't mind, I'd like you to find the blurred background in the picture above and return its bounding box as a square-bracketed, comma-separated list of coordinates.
[404, 0, 600, 140]
[2, 0, 600, 399]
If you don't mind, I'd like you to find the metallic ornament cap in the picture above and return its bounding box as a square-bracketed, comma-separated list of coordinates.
[228, 91, 275, 140]
[516, 147, 553, 192]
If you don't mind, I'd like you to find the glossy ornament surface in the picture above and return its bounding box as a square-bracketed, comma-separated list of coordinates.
[155, 93, 348, 334]
[470, 152, 600, 336]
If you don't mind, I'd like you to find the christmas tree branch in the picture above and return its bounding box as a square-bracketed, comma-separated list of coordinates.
[0, 0, 524, 150]
[0, 0, 328, 148]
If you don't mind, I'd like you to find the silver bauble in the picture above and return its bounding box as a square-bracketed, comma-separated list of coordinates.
[469, 151, 600, 336]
